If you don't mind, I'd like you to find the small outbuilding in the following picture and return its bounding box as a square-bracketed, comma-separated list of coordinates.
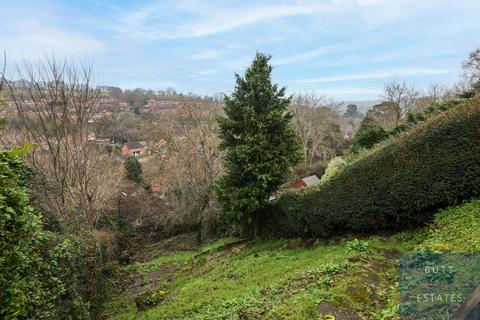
[121, 141, 146, 156]
[293, 175, 321, 189]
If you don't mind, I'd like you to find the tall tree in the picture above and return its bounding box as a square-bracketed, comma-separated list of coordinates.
[216, 52, 302, 237]
[383, 81, 420, 125]
[6, 57, 123, 229]
[289, 93, 343, 166]
[463, 48, 480, 85]
[343, 104, 358, 118]
[164, 102, 224, 243]
[0, 52, 6, 130]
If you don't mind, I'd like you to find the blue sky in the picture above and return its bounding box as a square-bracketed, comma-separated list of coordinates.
[1, 0, 479, 100]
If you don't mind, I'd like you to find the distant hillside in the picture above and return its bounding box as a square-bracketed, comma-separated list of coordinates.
[340, 100, 380, 114]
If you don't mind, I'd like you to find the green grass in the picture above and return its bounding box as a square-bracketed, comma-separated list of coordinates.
[418, 199, 480, 252]
[123, 251, 195, 274]
[105, 200, 480, 320]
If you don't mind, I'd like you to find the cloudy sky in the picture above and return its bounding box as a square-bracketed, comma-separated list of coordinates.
[1, 0, 479, 99]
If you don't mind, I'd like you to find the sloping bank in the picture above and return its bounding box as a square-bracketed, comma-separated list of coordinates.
[261, 96, 480, 237]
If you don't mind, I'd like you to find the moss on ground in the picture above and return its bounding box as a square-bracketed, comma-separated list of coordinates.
[105, 200, 480, 320]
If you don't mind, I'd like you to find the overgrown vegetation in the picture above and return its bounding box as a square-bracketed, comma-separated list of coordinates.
[0, 148, 110, 319]
[2, 42, 479, 320]
[263, 96, 480, 237]
[104, 198, 480, 319]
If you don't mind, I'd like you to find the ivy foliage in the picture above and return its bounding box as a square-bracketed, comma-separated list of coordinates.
[0, 148, 107, 319]
[0, 147, 55, 319]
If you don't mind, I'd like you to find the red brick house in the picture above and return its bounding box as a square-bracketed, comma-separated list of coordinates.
[150, 139, 168, 158]
[293, 175, 321, 189]
[121, 141, 146, 156]
[149, 176, 167, 193]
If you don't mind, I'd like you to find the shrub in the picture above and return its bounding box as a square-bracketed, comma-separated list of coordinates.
[351, 126, 389, 150]
[320, 156, 347, 184]
[345, 239, 369, 253]
[0, 147, 67, 319]
[0, 148, 109, 319]
[124, 156, 143, 183]
[262, 96, 480, 237]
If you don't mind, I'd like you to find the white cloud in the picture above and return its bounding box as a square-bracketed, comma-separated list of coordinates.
[191, 49, 222, 61]
[293, 68, 450, 83]
[274, 46, 333, 66]
[0, 12, 106, 62]
[2, 30, 105, 61]
[117, 0, 379, 40]
[314, 88, 382, 95]
[189, 69, 217, 76]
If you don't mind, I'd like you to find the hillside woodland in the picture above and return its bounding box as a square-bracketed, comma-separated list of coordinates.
[1, 48, 480, 319]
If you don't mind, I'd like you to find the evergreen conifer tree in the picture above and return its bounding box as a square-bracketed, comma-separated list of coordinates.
[124, 156, 143, 183]
[216, 52, 302, 237]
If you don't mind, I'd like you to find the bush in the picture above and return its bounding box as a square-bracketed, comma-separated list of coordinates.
[0, 148, 109, 319]
[124, 156, 143, 183]
[0, 147, 57, 319]
[351, 126, 389, 150]
[345, 239, 369, 253]
[262, 96, 480, 237]
[320, 156, 347, 185]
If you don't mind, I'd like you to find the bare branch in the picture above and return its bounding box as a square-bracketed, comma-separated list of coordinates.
[289, 93, 344, 166]
[6, 55, 121, 230]
[383, 81, 420, 124]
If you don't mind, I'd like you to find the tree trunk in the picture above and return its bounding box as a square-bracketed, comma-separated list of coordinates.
[196, 215, 203, 245]
[196, 195, 209, 245]
[253, 212, 261, 239]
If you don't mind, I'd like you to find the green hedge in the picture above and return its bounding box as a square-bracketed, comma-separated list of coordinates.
[262, 96, 480, 237]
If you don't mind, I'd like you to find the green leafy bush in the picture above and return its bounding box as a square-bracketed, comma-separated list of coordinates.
[262, 96, 480, 237]
[0, 148, 61, 319]
[320, 156, 347, 185]
[351, 126, 389, 150]
[345, 239, 369, 253]
[0, 148, 109, 319]
[135, 289, 168, 310]
[124, 156, 143, 183]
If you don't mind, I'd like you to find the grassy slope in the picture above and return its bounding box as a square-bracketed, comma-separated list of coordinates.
[105, 200, 480, 319]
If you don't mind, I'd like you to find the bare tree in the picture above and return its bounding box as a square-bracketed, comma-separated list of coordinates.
[6, 57, 123, 229]
[289, 93, 344, 166]
[427, 83, 449, 104]
[383, 81, 420, 124]
[413, 83, 451, 111]
[0, 52, 6, 129]
[144, 102, 224, 243]
[0, 51, 6, 91]
[463, 48, 480, 85]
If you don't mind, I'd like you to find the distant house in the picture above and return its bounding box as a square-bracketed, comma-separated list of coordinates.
[149, 176, 167, 193]
[150, 139, 168, 158]
[293, 175, 321, 189]
[121, 141, 147, 156]
[150, 182, 160, 193]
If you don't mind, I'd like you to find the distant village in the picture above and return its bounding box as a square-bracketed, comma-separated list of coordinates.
[0, 85, 366, 203]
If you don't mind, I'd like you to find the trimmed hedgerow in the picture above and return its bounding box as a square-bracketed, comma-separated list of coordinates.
[262, 96, 480, 237]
